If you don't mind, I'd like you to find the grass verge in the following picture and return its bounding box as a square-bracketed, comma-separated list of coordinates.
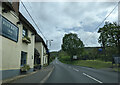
[59, 59, 120, 72]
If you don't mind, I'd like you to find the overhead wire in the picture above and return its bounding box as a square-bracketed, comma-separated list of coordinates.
[84, 1, 119, 47]
[20, 0, 47, 41]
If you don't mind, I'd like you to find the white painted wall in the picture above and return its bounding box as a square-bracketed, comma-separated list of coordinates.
[1, 5, 35, 70]
[35, 42, 48, 66]
[0, 3, 2, 72]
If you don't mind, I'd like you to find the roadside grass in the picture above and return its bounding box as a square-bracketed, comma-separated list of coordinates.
[112, 65, 120, 72]
[61, 59, 112, 69]
[59, 58, 120, 72]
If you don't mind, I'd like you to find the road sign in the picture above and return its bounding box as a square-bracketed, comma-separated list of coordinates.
[113, 57, 120, 64]
[73, 55, 77, 59]
[98, 48, 102, 52]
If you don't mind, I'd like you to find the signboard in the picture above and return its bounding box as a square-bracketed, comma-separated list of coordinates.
[98, 48, 102, 52]
[113, 57, 120, 64]
[0, 15, 19, 42]
[73, 55, 77, 59]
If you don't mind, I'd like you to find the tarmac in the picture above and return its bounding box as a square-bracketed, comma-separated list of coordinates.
[1, 64, 54, 84]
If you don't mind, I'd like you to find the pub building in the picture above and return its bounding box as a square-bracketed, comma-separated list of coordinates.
[0, 2, 37, 80]
[35, 34, 49, 68]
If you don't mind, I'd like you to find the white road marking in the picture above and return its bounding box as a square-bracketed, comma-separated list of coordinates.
[73, 68, 79, 72]
[83, 73, 103, 83]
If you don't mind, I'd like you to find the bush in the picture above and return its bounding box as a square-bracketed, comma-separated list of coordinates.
[20, 64, 30, 72]
[43, 63, 48, 67]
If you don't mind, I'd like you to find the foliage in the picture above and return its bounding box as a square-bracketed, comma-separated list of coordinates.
[20, 64, 30, 72]
[43, 63, 48, 67]
[60, 59, 112, 69]
[49, 51, 58, 63]
[81, 47, 119, 62]
[24, 36, 31, 41]
[98, 22, 120, 54]
[22, 36, 31, 44]
[34, 64, 41, 67]
[61, 33, 84, 61]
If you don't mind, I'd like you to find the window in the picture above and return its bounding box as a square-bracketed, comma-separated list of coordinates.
[22, 27, 28, 37]
[21, 51, 27, 66]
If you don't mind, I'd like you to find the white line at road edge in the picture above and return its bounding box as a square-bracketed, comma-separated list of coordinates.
[83, 73, 103, 83]
[40, 66, 55, 83]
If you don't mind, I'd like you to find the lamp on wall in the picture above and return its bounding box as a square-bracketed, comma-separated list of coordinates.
[16, 21, 21, 25]
[2, 8, 8, 13]
[31, 33, 34, 36]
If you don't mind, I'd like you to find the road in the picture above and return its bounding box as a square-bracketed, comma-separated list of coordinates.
[45, 58, 119, 83]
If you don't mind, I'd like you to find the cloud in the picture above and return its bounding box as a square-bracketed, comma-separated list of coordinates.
[19, 2, 118, 51]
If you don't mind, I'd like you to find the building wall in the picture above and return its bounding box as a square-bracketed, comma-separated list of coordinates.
[43, 45, 48, 65]
[1, 7, 21, 79]
[19, 24, 35, 68]
[35, 42, 42, 58]
[35, 42, 48, 66]
[35, 42, 44, 66]
[0, 2, 2, 80]
[1, 7, 20, 70]
[0, 4, 35, 80]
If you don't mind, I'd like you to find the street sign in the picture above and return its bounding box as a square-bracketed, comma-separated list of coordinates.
[113, 57, 120, 64]
[73, 55, 77, 59]
[0, 15, 19, 42]
[98, 48, 102, 52]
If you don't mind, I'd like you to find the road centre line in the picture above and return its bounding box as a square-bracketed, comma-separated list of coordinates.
[73, 68, 79, 72]
[83, 73, 103, 83]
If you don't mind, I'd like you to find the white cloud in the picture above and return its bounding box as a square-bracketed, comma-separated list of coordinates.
[20, 2, 118, 51]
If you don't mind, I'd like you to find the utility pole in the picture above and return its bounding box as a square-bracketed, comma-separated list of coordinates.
[46, 40, 53, 65]
[46, 40, 53, 51]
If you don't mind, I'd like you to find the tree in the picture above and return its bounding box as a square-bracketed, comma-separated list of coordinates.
[61, 33, 84, 61]
[98, 22, 120, 57]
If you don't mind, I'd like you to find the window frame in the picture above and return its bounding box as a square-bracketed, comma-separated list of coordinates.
[22, 26, 28, 37]
[21, 51, 27, 66]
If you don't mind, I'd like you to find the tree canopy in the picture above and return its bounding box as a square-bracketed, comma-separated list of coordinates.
[98, 22, 120, 54]
[61, 33, 84, 60]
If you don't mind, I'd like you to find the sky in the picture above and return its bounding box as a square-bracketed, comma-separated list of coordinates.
[19, 0, 118, 52]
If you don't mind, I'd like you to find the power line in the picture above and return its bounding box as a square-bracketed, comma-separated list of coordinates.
[95, 2, 119, 31]
[84, 2, 119, 47]
[20, 0, 47, 41]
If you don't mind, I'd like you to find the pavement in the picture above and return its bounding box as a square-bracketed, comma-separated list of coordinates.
[1, 64, 54, 84]
[45, 58, 120, 84]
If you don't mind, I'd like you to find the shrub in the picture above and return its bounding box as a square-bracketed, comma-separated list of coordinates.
[43, 63, 48, 67]
[20, 64, 30, 72]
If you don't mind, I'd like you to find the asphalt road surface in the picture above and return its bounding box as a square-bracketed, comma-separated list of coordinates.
[45, 58, 119, 83]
